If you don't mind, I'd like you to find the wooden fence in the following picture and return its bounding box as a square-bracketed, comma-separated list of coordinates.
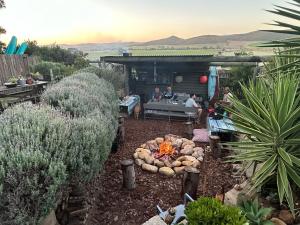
[0, 55, 39, 85]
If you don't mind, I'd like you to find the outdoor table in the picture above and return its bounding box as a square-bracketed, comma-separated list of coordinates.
[144, 99, 197, 121]
[0, 81, 48, 110]
[119, 95, 140, 115]
[207, 117, 236, 135]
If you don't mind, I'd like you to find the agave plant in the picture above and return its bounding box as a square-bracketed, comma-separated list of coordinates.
[240, 199, 273, 225]
[226, 73, 300, 213]
[261, 0, 300, 48]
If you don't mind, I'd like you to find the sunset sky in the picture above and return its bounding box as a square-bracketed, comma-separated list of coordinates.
[0, 0, 291, 45]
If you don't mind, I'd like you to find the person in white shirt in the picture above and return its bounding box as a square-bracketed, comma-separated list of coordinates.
[219, 87, 233, 106]
[218, 87, 233, 118]
[185, 93, 202, 123]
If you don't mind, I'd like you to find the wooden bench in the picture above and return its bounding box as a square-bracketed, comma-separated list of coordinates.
[144, 102, 198, 121]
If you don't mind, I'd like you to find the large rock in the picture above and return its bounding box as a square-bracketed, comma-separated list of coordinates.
[177, 156, 187, 162]
[172, 138, 183, 148]
[270, 218, 287, 225]
[142, 164, 158, 173]
[278, 210, 294, 225]
[164, 160, 172, 168]
[192, 160, 200, 168]
[185, 156, 197, 162]
[159, 167, 175, 177]
[171, 161, 182, 167]
[135, 159, 145, 166]
[180, 145, 194, 155]
[182, 140, 195, 148]
[136, 148, 151, 154]
[146, 140, 158, 151]
[154, 159, 165, 167]
[155, 137, 164, 145]
[142, 215, 167, 225]
[245, 163, 263, 178]
[41, 210, 59, 225]
[193, 147, 204, 154]
[137, 151, 150, 160]
[224, 181, 256, 206]
[140, 143, 147, 149]
[133, 152, 139, 159]
[182, 160, 193, 166]
[145, 155, 155, 165]
[174, 166, 186, 174]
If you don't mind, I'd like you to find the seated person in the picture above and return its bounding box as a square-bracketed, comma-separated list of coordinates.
[152, 87, 162, 102]
[219, 87, 233, 107]
[218, 86, 233, 118]
[163, 86, 175, 100]
[185, 93, 203, 123]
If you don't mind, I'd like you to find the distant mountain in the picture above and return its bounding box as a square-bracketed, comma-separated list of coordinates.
[141, 31, 294, 46]
[139, 35, 185, 46]
[61, 31, 294, 51]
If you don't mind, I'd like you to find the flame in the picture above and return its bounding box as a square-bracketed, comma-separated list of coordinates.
[159, 141, 175, 156]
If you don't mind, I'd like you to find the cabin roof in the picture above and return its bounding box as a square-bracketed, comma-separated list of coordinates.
[100, 55, 268, 65]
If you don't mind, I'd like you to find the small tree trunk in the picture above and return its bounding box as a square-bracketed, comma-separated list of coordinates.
[184, 121, 193, 139]
[121, 159, 136, 190]
[209, 135, 221, 159]
[182, 166, 200, 200]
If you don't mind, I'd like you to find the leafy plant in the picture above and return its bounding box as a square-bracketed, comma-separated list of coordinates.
[8, 76, 17, 83]
[240, 199, 274, 225]
[185, 197, 247, 225]
[32, 61, 75, 81]
[226, 73, 300, 214]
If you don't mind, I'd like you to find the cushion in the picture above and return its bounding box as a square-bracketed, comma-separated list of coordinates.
[192, 129, 209, 143]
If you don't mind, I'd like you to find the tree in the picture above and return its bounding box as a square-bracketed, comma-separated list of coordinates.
[25, 41, 89, 69]
[0, 0, 5, 8]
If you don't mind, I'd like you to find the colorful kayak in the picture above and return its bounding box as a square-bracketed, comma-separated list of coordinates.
[16, 42, 28, 55]
[5, 36, 17, 55]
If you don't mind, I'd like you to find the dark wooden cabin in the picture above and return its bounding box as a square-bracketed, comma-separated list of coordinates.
[100, 55, 266, 103]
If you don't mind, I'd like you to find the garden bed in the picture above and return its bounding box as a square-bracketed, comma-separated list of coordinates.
[84, 118, 237, 225]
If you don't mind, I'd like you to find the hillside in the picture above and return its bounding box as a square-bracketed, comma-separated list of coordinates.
[142, 31, 294, 46]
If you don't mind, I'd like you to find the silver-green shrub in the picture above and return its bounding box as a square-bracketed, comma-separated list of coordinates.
[42, 72, 118, 180]
[0, 103, 68, 225]
[42, 72, 119, 119]
[77, 66, 125, 91]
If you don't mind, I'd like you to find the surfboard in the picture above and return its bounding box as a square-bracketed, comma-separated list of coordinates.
[16, 42, 28, 55]
[5, 36, 17, 55]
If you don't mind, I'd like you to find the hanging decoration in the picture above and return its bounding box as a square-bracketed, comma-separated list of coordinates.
[199, 75, 208, 84]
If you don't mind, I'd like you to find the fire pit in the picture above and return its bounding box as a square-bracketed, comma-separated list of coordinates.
[133, 134, 206, 177]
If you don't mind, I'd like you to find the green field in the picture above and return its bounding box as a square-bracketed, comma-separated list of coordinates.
[85, 45, 274, 61]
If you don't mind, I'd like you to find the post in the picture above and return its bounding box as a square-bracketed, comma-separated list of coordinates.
[184, 121, 193, 139]
[209, 135, 221, 159]
[182, 166, 200, 200]
[121, 159, 136, 190]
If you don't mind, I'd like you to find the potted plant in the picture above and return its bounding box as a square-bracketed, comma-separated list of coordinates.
[4, 76, 18, 88]
[26, 74, 34, 85]
[32, 72, 43, 81]
[17, 75, 26, 86]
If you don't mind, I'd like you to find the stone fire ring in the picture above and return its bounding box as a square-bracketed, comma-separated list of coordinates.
[133, 134, 206, 177]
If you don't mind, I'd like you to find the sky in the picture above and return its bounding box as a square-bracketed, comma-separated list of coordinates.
[0, 0, 292, 45]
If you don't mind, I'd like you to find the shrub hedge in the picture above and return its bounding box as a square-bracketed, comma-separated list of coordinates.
[0, 103, 68, 225]
[0, 71, 118, 224]
[78, 66, 125, 92]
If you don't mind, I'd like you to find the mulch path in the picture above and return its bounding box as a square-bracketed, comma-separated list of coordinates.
[85, 117, 237, 225]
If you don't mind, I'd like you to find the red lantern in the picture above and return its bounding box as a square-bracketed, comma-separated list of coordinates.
[199, 75, 208, 84]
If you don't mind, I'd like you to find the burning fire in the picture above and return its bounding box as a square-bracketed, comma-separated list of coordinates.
[159, 141, 175, 156]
